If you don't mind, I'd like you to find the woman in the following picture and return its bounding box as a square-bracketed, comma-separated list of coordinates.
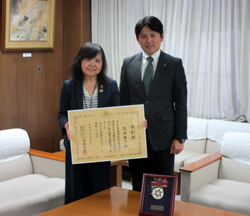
[58, 42, 120, 204]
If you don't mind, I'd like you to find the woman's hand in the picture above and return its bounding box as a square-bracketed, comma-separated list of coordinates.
[144, 118, 147, 129]
[64, 122, 71, 140]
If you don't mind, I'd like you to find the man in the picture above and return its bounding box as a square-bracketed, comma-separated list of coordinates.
[120, 16, 187, 191]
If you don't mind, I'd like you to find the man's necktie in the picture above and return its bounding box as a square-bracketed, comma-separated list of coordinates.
[143, 56, 154, 95]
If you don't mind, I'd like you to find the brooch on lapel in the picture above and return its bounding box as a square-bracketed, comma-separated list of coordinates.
[99, 85, 103, 92]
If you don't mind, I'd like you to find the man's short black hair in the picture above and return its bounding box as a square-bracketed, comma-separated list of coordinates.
[135, 16, 163, 38]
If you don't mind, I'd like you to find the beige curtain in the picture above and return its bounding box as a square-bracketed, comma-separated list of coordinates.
[91, 0, 250, 122]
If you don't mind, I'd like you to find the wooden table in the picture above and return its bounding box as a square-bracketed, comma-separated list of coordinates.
[40, 187, 246, 216]
[53, 150, 126, 187]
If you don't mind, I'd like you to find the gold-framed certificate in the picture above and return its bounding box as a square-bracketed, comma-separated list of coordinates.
[68, 105, 147, 164]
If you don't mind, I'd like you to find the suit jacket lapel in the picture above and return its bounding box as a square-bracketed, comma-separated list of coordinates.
[148, 51, 168, 96]
[133, 53, 147, 95]
[98, 82, 104, 107]
[76, 84, 83, 109]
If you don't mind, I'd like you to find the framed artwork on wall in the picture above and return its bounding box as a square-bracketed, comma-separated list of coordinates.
[1, 0, 55, 51]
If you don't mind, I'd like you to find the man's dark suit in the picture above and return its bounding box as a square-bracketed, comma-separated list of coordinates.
[58, 77, 120, 204]
[120, 51, 187, 191]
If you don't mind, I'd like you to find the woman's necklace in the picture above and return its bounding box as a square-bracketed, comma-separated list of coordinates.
[83, 81, 97, 109]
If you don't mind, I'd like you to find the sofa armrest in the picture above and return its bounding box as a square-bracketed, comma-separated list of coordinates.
[29, 149, 65, 162]
[180, 151, 221, 202]
[180, 151, 222, 172]
[29, 149, 65, 179]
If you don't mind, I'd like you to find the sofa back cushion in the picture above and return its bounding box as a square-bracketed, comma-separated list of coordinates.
[205, 139, 220, 153]
[0, 154, 33, 182]
[184, 139, 207, 153]
[206, 120, 250, 154]
[221, 132, 250, 165]
[207, 119, 250, 148]
[185, 117, 209, 153]
[0, 128, 30, 163]
[219, 157, 250, 183]
[0, 128, 33, 182]
[219, 132, 250, 183]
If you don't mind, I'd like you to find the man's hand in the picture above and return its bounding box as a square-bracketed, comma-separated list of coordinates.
[170, 139, 184, 154]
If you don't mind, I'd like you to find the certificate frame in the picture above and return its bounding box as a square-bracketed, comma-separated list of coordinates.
[1, 0, 56, 51]
[68, 105, 147, 164]
[139, 174, 177, 216]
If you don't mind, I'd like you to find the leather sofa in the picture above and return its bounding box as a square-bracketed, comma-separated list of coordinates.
[0, 128, 65, 216]
[180, 132, 250, 215]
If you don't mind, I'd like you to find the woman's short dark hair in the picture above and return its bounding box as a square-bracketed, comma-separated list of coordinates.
[71, 42, 109, 85]
[135, 16, 163, 38]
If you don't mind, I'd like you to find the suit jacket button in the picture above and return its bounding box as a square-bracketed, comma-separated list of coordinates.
[145, 101, 149, 103]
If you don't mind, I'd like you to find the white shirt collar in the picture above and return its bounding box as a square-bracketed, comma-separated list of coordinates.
[142, 49, 161, 64]
[141, 49, 161, 80]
